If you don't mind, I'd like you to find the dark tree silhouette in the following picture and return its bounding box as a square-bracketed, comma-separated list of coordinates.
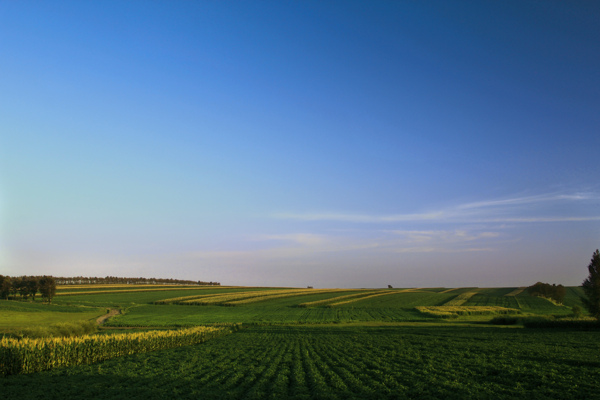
[582, 249, 600, 320]
[527, 282, 566, 304]
[0, 275, 11, 299]
[39, 276, 57, 303]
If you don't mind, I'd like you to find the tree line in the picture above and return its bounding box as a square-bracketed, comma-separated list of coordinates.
[55, 276, 220, 286]
[526, 281, 566, 304]
[0, 275, 56, 303]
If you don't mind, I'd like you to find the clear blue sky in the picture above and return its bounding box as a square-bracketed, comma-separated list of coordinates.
[1, 1, 599, 288]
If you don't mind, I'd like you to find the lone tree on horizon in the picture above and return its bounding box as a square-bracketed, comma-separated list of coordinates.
[581, 249, 600, 320]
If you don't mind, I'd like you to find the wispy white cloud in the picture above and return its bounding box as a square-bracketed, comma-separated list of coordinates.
[457, 192, 595, 210]
[388, 230, 500, 243]
[274, 192, 599, 224]
[178, 226, 501, 264]
[272, 211, 445, 223]
[473, 216, 600, 223]
[391, 246, 495, 254]
[251, 233, 329, 246]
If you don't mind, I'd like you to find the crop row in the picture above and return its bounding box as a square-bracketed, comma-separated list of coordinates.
[180, 289, 310, 305]
[56, 284, 206, 290]
[2, 325, 598, 399]
[297, 290, 380, 308]
[0, 325, 238, 376]
[56, 287, 221, 296]
[503, 287, 526, 296]
[177, 289, 347, 306]
[443, 291, 479, 306]
[225, 289, 339, 306]
[415, 306, 521, 317]
[327, 290, 399, 307]
[154, 292, 234, 304]
[154, 289, 335, 305]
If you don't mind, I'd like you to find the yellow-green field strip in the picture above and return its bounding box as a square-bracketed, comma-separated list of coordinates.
[443, 291, 479, 306]
[56, 284, 221, 290]
[504, 287, 526, 296]
[181, 289, 346, 306]
[297, 290, 385, 308]
[415, 306, 520, 317]
[327, 289, 404, 306]
[154, 292, 237, 304]
[224, 289, 342, 305]
[56, 287, 228, 296]
[439, 287, 478, 294]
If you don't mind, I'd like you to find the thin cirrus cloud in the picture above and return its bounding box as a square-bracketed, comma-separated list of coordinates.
[457, 193, 595, 210]
[388, 230, 500, 243]
[274, 192, 600, 224]
[272, 212, 446, 223]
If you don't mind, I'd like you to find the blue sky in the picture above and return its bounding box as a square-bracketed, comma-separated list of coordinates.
[1, 1, 599, 287]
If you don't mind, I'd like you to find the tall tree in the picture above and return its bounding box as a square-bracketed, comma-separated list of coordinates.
[39, 276, 57, 304]
[0, 275, 11, 299]
[26, 276, 40, 300]
[582, 249, 600, 320]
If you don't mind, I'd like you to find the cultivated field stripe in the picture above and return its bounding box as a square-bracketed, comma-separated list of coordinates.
[181, 289, 340, 306]
[328, 289, 408, 307]
[56, 287, 225, 296]
[297, 290, 382, 308]
[443, 291, 480, 306]
[224, 289, 339, 305]
[415, 306, 520, 317]
[504, 287, 526, 296]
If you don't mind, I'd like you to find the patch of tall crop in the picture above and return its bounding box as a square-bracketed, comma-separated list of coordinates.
[0, 325, 238, 376]
[16, 321, 98, 338]
[416, 306, 520, 318]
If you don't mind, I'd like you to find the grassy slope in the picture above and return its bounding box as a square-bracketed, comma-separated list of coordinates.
[0, 301, 104, 331]
[105, 289, 464, 326]
[1, 286, 588, 332]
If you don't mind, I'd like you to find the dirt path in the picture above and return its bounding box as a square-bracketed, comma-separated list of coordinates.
[96, 309, 121, 325]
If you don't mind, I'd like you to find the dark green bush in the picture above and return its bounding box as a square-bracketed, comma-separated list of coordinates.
[489, 316, 519, 325]
[523, 318, 600, 329]
[16, 320, 98, 338]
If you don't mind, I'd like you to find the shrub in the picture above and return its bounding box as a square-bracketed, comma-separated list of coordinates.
[522, 317, 600, 329]
[489, 316, 519, 325]
[16, 321, 98, 339]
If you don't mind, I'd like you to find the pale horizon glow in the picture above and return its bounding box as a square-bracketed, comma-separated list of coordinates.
[1, 1, 599, 288]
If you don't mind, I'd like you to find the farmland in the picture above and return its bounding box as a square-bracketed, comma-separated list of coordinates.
[1, 284, 599, 399]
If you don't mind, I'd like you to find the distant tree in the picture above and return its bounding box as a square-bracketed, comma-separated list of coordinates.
[17, 278, 29, 300]
[39, 276, 57, 304]
[527, 282, 566, 304]
[0, 275, 11, 299]
[388, 285, 393, 289]
[582, 249, 600, 320]
[26, 276, 40, 300]
[553, 284, 566, 304]
[10, 276, 21, 299]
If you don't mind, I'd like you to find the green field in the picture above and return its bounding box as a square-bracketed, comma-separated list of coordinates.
[0, 301, 104, 332]
[2, 325, 598, 399]
[1, 284, 597, 399]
